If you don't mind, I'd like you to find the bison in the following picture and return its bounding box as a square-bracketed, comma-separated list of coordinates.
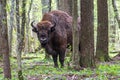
[31, 10, 75, 68]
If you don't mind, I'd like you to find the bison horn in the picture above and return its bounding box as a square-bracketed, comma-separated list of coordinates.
[31, 20, 36, 28]
[31, 21, 38, 32]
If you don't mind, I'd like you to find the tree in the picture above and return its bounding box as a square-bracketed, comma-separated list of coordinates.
[9, 0, 15, 55]
[0, 0, 11, 79]
[72, 0, 80, 70]
[16, 0, 23, 79]
[96, 0, 110, 61]
[111, 0, 120, 58]
[112, 0, 120, 28]
[57, 0, 72, 16]
[20, 0, 26, 51]
[25, 0, 33, 53]
[41, 0, 51, 14]
[16, 0, 26, 79]
[80, 0, 95, 67]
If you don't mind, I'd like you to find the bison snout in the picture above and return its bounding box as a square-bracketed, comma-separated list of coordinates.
[40, 37, 48, 44]
[40, 37, 47, 41]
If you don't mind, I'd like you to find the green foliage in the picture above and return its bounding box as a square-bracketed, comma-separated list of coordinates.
[0, 53, 120, 80]
[98, 63, 120, 75]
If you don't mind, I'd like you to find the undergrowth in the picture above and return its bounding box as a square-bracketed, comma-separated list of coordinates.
[0, 52, 120, 80]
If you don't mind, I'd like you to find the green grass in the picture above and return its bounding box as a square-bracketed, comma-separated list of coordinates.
[0, 53, 120, 80]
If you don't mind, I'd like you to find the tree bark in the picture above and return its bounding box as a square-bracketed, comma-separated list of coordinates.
[25, 0, 33, 53]
[112, 0, 120, 57]
[41, 0, 51, 14]
[112, 0, 120, 28]
[20, 0, 26, 51]
[0, 0, 11, 79]
[96, 0, 110, 61]
[80, 0, 95, 68]
[57, 0, 72, 16]
[72, 0, 80, 70]
[9, 0, 15, 55]
[16, 0, 24, 79]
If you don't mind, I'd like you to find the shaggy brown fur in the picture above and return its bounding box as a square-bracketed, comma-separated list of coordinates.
[31, 10, 79, 68]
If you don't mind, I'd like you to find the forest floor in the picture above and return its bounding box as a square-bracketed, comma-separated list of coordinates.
[0, 52, 120, 80]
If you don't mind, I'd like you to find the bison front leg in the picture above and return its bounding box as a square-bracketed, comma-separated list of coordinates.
[52, 54, 58, 68]
[59, 49, 66, 68]
[44, 45, 58, 67]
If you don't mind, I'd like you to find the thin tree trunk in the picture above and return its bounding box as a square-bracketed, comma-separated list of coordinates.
[16, 0, 24, 79]
[56, 0, 58, 9]
[72, 0, 80, 70]
[9, 0, 15, 55]
[49, 0, 52, 12]
[80, 0, 95, 68]
[41, 0, 51, 14]
[20, 0, 26, 51]
[0, 0, 11, 79]
[112, 0, 120, 56]
[112, 0, 120, 28]
[25, 0, 33, 53]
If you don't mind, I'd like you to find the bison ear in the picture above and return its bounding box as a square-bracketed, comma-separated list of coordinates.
[50, 23, 56, 32]
[50, 27, 55, 32]
[31, 21, 38, 33]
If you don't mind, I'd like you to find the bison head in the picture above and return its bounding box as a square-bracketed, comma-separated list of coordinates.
[31, 21, 56, 46]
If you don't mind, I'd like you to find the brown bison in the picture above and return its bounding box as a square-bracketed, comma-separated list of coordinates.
[31, 10, 74, 68]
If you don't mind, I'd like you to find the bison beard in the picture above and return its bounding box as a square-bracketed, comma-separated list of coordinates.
[31, 10, 73, 68]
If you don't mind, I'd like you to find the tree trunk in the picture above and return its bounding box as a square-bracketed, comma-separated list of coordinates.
[41, 0, 51, 14]
[25, 0, 33, 53]
[112, 0, 120, 56]
[16, 0, 24, 79]
[0, 0, 11, 79]
[9, 0, 15, 55]
[72, 0, 80, 70]
[112, 0, 120, 28]
[57, 0, 72, 16]
[20, 0, 26, 51]
[96, 0, 110, 61]
[80, 0, 95, 68]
